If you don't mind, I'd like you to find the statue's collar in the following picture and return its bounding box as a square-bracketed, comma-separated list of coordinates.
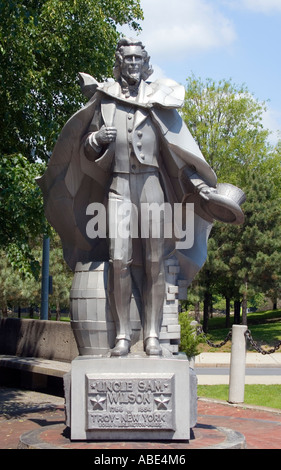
[78, 73, 185, 110]
[99, 79, 185, 109]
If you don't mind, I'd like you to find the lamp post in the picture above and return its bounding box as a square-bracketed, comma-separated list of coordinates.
[40, 235, 50, 320]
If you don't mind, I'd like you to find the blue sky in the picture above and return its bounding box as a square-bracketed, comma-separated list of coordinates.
[120, 0, 281, 145]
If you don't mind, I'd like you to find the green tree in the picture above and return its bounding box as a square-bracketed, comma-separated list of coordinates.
[0, 154, 46, 276]
[222, 171, 281, 324]
[0, 249, 40, 317]
[182, 76, 281, 328]
[182, 75, 272, 185]
[48, 235, 73, 320]
[0, 0, 143, 273]
[199, 171, 281, 328]
[0, 236, 74, 320]
[0, 0, 143, 162]
[0, 251, 22, 316]
[179, 312, 202, 358]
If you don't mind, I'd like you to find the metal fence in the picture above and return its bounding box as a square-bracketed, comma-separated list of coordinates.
[196, 324, 281, 404]
[197, 325, 281, 354]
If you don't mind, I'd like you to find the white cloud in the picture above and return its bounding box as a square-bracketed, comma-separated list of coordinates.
[224, 0, 281, 13]
[121, 0, 236, 62]
[149, 64, 167, 81]
[262, 107, 281, 145]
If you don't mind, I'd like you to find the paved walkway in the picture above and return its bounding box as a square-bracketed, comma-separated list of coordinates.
[195, 352, 281, 385]
[195, 352, 281, 367]
[0, 387, 280, 450]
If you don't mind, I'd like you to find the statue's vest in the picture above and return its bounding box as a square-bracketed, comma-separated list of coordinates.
[112, 102, 159, 174]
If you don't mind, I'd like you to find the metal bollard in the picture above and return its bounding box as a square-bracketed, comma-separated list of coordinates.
[228, 324, 247, 404]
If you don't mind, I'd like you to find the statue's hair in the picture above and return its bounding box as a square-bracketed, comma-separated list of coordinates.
[113, 37, 154, 81]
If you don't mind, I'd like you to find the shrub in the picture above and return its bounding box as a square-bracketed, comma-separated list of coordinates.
[179, 312, 202, 358]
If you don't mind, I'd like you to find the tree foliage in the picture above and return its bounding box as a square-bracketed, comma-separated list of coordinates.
[0, 154, 46, 276]
[182, 75, 281, 327]
[179, 312, 203, 358]
[0, 0, 143, 274]
[0, 0, 143, 162]
[182, 75, 272, 186]
[48, 234, 73, 319]
[0, 234, 73, 317]
[213, 171, 281, 324]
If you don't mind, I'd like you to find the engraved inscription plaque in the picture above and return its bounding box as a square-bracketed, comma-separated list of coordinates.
[86, 373, 175, 431]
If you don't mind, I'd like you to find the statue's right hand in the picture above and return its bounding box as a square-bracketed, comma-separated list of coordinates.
[95, 125, 117, 145]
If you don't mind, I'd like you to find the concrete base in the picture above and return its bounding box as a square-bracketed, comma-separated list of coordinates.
[69, 355, 193, 441]
[0, 318, 78, 361]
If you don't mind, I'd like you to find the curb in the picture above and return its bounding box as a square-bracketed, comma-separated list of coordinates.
[18, 422, 246, 450]
[198, 397, 281, 415]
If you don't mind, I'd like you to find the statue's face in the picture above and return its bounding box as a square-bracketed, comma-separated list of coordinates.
[121, 45, 144, 86]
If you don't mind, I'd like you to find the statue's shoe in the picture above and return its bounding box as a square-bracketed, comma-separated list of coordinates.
[110, 339, 130, 357]
[144, 337, 162, 356]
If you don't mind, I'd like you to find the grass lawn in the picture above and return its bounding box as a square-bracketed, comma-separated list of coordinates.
[197, 384, 281, 410]
[195, 310, 281, 410]
[196, 309, 281, 353]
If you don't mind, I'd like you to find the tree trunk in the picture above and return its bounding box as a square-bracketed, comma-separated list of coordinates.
[242, 280, 248, 325]
[2, 306, 8, 318]
[209, 298, 213, 318]
[194, 301, 200, 323]
[56, 300, 60, 321]
[234, 300, 241, 324]
[272, 296, 277, 310]
[203, 291, 210, 333]
[225, 297, 230, 328]
[242, 293, 247, 325]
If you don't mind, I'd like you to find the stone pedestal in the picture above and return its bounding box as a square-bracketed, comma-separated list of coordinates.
[69, 355, 192, 441]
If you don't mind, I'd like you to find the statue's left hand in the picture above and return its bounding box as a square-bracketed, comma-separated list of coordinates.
[198, 185, 216, 201]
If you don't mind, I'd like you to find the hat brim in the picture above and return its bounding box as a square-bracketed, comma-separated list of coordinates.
[200, 192, 245, 225]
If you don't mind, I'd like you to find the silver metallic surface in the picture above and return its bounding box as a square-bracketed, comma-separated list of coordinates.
[37, 38, 245, 358]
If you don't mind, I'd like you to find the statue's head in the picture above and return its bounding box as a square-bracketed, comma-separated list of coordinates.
[113, 37, 153, 85]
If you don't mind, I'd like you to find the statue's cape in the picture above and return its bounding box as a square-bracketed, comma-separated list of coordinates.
[37, 77, 231, 285]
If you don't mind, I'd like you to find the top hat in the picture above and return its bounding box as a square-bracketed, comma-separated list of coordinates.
[200, 183, 246, 225]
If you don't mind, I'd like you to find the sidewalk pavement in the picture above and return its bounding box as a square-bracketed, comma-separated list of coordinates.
[0, 354, 280, 451]
[195, 352, 281, 367]
[0, 372, 281, 450]
[0, 383, 281, 450]
[195, 352, 281, 385]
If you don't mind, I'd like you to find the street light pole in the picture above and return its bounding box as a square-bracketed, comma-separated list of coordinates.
[40, 235, 50, 320]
